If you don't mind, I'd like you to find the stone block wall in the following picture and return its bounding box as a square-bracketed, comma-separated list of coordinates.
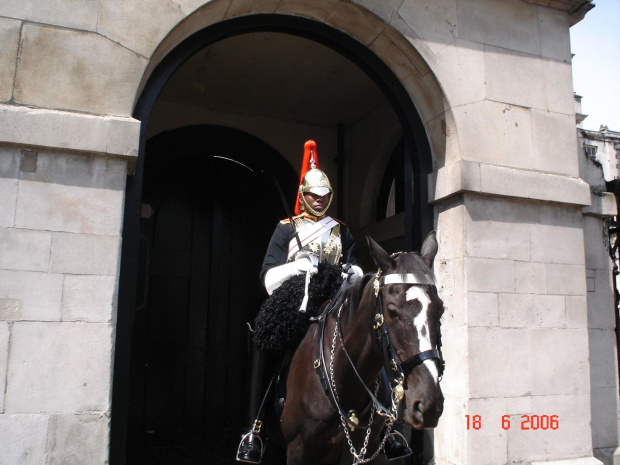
[0, 7, 142, 463]
[421, 1, 612, 461]
[576, 124, 620, 465]
[0, 147, 127, 463]
[0, 91, 138, 463]
[435, 193, 601, 464]
[581, 154, 620, 464]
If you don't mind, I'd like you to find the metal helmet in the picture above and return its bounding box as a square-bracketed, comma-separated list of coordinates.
[299, 168, 333, 216]
[295, 141, 333, 217]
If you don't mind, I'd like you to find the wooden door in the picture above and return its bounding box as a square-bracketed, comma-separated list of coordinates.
[126, 131, 293, 464]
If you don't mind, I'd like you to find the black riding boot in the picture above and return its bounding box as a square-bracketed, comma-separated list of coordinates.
[383, 429, 413, 461]
[236, 350, 267, 464]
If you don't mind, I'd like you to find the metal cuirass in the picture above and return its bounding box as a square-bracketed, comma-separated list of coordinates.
[288, 216, 342, 265]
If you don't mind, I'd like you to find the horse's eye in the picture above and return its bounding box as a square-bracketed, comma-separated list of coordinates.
[386, 305, 399, 317]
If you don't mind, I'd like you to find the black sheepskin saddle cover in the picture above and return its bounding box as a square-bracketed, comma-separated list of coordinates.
[253, 263, 344, 352]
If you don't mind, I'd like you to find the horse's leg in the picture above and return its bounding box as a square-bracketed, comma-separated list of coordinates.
[285, 435, 307, 465]
[287, 434, 342, 465]
[281, 324, 349, 464]
[281, 327, 323, 464]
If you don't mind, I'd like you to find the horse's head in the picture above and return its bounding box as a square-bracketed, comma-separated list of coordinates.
[367, 232, 445, 429]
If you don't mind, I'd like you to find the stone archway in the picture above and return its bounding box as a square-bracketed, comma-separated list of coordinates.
[112, 6, 448, 464]
[136, 0, 451, 172]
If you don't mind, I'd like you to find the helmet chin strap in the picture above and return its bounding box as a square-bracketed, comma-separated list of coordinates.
[300, 190, 333, 217]
[301, 202, 330, 218]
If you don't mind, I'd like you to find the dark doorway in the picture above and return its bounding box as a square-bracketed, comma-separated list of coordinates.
[125, 126, 296, 464]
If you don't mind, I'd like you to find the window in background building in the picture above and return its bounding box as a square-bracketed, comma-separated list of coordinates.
[584, 144, 598, 159]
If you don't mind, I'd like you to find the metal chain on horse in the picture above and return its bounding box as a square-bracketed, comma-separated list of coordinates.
[328, 304, 397, 464]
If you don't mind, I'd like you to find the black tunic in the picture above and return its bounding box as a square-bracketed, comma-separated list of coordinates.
[260, 220, 357, 284]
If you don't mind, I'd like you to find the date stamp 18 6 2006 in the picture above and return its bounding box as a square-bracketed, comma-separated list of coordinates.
[466, 415, 559, 431]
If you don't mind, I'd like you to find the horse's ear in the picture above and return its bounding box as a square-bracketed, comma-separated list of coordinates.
[366, 234, 392, 270]
[420, 231, 438, 267]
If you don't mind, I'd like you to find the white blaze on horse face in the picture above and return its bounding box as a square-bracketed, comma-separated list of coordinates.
[406, 286, 439, 384]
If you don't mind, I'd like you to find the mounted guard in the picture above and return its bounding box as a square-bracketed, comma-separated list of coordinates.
[236, 140, 423, 464]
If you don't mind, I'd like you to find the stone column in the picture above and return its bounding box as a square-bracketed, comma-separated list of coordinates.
[580, 147, 620, 465]
[0, 104, 139, 464]
[418, 1, 607, 462]
[583, 206, 620, 465]
[431, 162, 604, 464]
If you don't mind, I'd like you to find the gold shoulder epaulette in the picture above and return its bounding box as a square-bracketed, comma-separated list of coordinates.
[280, 214, 304, 224]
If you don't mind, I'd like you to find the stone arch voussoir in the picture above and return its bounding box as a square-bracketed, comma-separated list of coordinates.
[136, 0, 452, 168]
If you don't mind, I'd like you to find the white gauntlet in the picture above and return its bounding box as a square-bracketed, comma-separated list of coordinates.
[342, 264, 364, 279]
[264, 257, 317, 295]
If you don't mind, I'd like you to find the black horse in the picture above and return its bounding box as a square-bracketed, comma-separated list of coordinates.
[272, 233, 445, 464]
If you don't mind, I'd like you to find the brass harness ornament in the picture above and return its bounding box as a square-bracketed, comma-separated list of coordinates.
[392, 380, 405, 405]
[373, 268, 382, 297]
[251, 420, 262, 435]
[373, 266, 406, 409]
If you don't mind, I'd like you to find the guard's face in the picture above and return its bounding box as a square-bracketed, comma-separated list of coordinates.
[303, 192, 331, 213]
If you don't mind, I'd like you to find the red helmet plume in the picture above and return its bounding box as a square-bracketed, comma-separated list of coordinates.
[295, 140, 319, 215]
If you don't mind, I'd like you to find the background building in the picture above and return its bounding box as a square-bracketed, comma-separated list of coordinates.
[576, 92, 620, 465]
[0, 0, 618, 464]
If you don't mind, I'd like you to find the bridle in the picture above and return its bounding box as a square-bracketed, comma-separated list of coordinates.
[313, 260, 445, 433]
[372, 267, 445, 407]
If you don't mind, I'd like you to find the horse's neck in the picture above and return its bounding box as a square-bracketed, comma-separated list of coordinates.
[337, 285, 383, 388]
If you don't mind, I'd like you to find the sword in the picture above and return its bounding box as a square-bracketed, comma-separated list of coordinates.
[209, 156, 302, 251]
[270, 175, 303, 252]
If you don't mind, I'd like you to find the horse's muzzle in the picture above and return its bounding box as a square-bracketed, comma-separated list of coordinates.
[405, 391, 444, 429]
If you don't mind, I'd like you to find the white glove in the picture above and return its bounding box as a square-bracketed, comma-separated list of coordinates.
[342, 264, 364, 279]
[351, 265, 363, 278]
[294, 254, 316, 273]
[264, 257, 317, 295]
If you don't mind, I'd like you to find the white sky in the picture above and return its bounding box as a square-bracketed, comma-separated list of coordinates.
[570, 1, 620, 131]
